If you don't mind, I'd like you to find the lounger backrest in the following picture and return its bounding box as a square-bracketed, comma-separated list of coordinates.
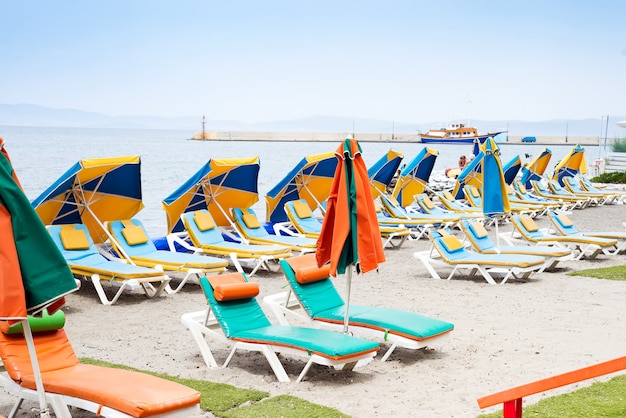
[0, 310, 79, 382]
[429, 230, 469, 261]
[380, 194, 405, 217]
[285, 200, 322, 234]
[232, 208, 269, 239]
[461, 219, 496, 252]
[512, 215, 543, 239]
[108, 219, 157, 256]
[199, 274, 271, 337]
[182, 210, 225, 246]
[548, 211, 578, 235]
[47, 224, 105, 265]
[280, 256, 344, 317]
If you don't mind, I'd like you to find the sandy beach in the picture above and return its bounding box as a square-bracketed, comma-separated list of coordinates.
[1, 202, 625, 417]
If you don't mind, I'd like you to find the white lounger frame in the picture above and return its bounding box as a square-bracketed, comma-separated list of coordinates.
[413, 246, 542, 285]
[71, 271, 171, 306]
[263, 291, 450, 362]
[166, 231, 280, 277]
[181, 308, 375, 383]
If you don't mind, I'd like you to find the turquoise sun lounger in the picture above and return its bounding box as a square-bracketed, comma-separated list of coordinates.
[263, 254, 454, 362]
[181, 272, 379, 382]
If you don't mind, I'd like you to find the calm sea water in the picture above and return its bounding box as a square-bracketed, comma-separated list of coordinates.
[0, 125, 600, 237]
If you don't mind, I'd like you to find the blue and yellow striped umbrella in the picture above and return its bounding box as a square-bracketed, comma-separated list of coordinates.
[32, 156, 144, 244]
[392, 147, 438, 207]
[520, 148, 552, 189]
[163, 157, 260, 233]
[368, 150, 404, 198]
[265, 151, 337, 223]
[503, 155, 522, 185]
[552, 144, 586, 186]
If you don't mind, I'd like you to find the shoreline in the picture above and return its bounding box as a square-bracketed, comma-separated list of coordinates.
[189, 131, 603, 146]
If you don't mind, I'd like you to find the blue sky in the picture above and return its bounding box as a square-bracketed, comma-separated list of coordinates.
[2, 1, 625, 124]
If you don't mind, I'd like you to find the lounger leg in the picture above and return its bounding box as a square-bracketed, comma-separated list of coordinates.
[296, 358, 315, 383]
[47, 394, 72, 418]
[8, 397, 23, 418]
[260, 345, 291, 383]
[380, 341, 399, 362]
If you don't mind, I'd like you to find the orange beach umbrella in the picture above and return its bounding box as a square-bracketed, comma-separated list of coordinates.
[316, 137, 385, 333]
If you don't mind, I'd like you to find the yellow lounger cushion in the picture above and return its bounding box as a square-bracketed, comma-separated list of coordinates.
[441, 235, 464, 253]
[422, 197, 436, 209]
[122, 225, 149, 245]
[469, 220, 489, 238]
[470, 187, 481, 198]
[293, 201, 313, 219]
[194, 211, 216, 231]
[520, 216, 539, 232]
[59, 228, 90, 250]
[557, 213, 573, 227]
[242, 213, 261, 229]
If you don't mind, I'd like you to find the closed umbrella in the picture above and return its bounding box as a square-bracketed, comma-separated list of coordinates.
[32, 156, 144, 244]
[316, 138, 385, 333]
[265, 151, 337, 224]
[0, 138, 78, 417]
[482, 137, 511, 249]
[392, 147, 439, 207]
[163, 157, 260, 233]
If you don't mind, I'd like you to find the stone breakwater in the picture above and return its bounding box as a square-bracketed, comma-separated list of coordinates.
[191, 131, 601, 145]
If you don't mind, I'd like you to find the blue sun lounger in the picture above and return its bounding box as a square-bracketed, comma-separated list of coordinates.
[107, 218, 229, 293]
[510, 214, 618, 260]
[458, 219, 573, 272]
[284, 199, 409, 249]
[232, 207, 317, 252]
[414, 228, 546, 285]
[168, 209, 293, 276]
[181, 272, 379, 382]
[263, 254, 454, 362]
[546, 210, 626, 254]
[47, 224, 171, 305]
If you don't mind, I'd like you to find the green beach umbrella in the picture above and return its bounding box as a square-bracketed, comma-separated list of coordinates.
[0, 138, 78, 417]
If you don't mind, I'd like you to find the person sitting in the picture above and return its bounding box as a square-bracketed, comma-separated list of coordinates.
[458, 155, 467, 169]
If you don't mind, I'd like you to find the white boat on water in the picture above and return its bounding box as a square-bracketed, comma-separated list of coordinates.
[419, 122, 505, 144]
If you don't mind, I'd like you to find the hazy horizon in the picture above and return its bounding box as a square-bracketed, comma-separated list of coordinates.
[2, 1, 625, 126]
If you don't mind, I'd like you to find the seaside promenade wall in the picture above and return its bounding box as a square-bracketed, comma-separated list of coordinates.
[191, 131, 601, 146]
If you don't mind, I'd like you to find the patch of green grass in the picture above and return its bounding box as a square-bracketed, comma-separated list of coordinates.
[222, 394, 349, 418]
[477, 374, 626, 418]
[567, 265, 626, 281]
[591, 171, 626, 184]
[82, 358, 310, 416]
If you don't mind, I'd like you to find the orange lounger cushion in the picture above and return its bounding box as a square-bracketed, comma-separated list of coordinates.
[0, 329, 200, 417]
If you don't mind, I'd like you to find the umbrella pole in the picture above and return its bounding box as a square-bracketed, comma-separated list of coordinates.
[343, 267, 352, 334]
[22, 320, 51, 418]
[495, 216, 500, 251]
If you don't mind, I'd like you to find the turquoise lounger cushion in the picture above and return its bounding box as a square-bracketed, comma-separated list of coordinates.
[280, 259, 455, 340]
[200, 277, 378, 359]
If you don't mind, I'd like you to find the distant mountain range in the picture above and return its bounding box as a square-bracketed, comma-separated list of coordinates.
[1, 103, 624, 138]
